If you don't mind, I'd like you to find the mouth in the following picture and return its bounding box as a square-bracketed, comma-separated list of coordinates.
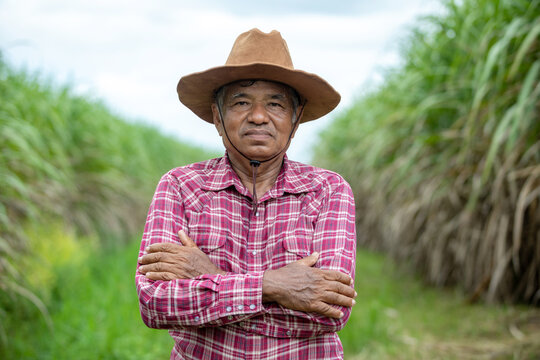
[243, 129, 273, 140]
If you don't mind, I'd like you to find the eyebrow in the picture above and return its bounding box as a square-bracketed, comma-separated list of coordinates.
[230, 92, 248, 100]
[270, 94, 287, 101]
[229, 92, 288, 100]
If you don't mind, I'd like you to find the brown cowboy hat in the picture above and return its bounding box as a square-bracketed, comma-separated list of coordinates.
[177, 28, 341, 124]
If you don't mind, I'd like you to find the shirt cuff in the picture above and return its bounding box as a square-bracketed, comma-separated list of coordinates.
[216, 271, 265, 324]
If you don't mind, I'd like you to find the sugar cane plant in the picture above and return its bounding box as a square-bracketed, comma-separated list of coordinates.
[315, 0, 540, 304]
[0, 55, 215, 343]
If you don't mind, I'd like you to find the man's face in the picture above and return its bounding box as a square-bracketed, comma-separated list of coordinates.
[212, 80, 299, 161]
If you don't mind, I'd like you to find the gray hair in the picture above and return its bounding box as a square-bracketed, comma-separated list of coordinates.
[214, 80, 301, 123]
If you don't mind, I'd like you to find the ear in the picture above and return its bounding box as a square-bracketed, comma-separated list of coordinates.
[290, 105, 304, 139]
[290, 120, 300, 139]
[211, 103, 223, 137]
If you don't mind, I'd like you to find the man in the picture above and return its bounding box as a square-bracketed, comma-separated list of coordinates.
[136, 28, 357, 359]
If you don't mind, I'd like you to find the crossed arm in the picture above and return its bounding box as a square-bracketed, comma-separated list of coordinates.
[135, 172, 357, 335]
[138, 230, 356, 319]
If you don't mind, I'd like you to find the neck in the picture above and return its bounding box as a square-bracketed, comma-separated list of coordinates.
[228, 151, 285, 198]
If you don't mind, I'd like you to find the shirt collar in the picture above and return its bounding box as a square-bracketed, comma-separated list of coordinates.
[200, 153, 319, 198]
[200, 154, 247, 195]
[268, 155, 319, 198]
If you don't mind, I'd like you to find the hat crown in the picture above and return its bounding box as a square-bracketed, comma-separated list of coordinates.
[225, 29, 294, 69]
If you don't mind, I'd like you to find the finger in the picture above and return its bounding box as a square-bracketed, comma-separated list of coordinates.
[331, 281, 357, 299]
[322, 269, 353, 285]
[296, 252, 319, 267]
[145, 271, 177, 281]
[139, 262, 173, 274]
[139, 252, 170, 265]
[323, 291, 356, 308]
[178, 230, 197, 248]
[311, 301, 343, 319]
[146, 242, 178, 253]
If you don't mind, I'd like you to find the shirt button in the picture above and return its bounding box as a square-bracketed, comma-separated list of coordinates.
[252, 250, 257, 256]
[287, 330, 292, 336]
[228, 315, 233, 320]
[194, 316, 200, 321]
[249, 304, 256, 310]
[237, 305, 244, 310]
[226, 306, 232, 312]
[251, 324, 257, 330]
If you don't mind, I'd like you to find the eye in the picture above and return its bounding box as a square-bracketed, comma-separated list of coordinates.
[233, 101, 249, 107]
[269, 102, 283, 108]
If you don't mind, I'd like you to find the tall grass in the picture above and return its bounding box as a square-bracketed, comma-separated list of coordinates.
[1, 233, 173, 359]
[315, 0, 540, 304]
[0, 54, 217, 343]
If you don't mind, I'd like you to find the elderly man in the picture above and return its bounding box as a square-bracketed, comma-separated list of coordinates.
[136, 28, 357, 359]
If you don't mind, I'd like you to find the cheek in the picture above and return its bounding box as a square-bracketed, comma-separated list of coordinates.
[277, 119, 295, 137]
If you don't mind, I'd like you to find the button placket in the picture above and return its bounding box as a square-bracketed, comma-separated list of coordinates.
[246, 203, 264, 272]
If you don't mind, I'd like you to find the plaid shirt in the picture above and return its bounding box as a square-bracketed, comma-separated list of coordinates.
[136, 155, 356, 360]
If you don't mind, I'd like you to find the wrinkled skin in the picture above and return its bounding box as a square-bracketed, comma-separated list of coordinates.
[138, 231, 356, 319]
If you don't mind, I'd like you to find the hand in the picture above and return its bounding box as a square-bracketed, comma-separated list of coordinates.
[138, 230, 226, 281]
[262, 252, 356, 319]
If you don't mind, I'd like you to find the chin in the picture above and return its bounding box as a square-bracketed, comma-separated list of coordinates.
[243, 147, 278, 160]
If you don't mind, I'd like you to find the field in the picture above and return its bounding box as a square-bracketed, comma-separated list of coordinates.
[343, 252, 540, 359]
[2, 236, 538, 359]
[1, 0, 539, 358]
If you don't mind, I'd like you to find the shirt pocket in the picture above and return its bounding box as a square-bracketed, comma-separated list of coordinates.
[185, 204, 229, 253]
[187, 224, 227, 252]
[189, 227, 230, 271]
[282, 228, 313, 260]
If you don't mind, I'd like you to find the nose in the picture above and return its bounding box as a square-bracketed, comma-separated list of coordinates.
[248, 102, 269, 125]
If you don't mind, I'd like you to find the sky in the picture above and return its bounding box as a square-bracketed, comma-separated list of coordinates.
[0, 0, 442, 163]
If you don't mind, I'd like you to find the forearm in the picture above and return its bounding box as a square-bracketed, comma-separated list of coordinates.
[256, 274, 353, 337]
[258, 303, 350, 336]
[136, 271, 265, 329]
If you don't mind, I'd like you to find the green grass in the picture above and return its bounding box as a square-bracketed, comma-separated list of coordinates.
[2, 237, 538, 359]
[1, 239, 172, 360]
[342, 251, 540, 359]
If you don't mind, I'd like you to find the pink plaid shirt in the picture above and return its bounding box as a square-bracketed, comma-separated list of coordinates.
[136, 155, 356, 359]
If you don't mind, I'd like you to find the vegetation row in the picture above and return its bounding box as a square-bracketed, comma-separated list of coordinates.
[315, 0, 540, 304]
[0, 55, 215, 342]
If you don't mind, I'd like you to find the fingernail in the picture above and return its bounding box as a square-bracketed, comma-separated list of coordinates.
[145, 246, 150, 253]
[352, 299, 356, 306]
[339, 311, 344, 318]
[354, 291, 358, 297]
[138, 257, 143, 263]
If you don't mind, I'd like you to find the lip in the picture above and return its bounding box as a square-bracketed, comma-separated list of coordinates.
[243, 129, 273, 139]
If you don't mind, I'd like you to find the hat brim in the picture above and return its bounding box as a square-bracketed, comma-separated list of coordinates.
[177, 63, 341, 124]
